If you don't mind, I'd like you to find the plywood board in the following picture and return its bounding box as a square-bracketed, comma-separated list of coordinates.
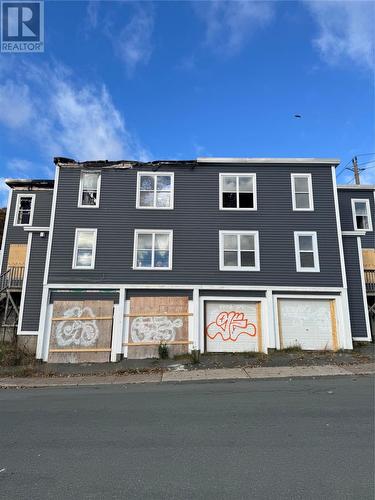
[205, 301, 260, 353]
[7, 244, 27, 268]
[363, 249, 375, 270]
[127, 296, 189, 359]
[48, 300, 114, 363]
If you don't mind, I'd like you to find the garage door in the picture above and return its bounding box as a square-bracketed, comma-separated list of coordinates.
[205, 301, 262, 352]
[48, 299, 114, 363]
[277, 298, 338, 351]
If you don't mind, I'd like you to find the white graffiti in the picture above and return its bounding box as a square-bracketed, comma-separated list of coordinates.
[131, 316, 183, 343]
[55, 306, 99, 347]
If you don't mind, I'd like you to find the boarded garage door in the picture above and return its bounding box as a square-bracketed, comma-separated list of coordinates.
[277, 298, 338, 351]
[126, 296, 190, 359]
[48, 300, 114, 363]
[205, 301, 262, 352]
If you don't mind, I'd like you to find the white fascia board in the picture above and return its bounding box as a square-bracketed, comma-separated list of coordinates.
[337, 185, 375, 190]
[342, 231, 367, 236]
[23, 226, 50, 232]
[197, 157, 340, 166]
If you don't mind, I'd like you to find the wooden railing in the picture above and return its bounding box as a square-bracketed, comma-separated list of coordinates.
[0, 267, 24, 293]
[365, 270, 375, 294]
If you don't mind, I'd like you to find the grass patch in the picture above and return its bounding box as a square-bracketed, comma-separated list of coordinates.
[279, 345, 303, 353]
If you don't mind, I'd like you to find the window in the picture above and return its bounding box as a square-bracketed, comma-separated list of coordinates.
[294, 232, 320, 272]
[291, 174, 314, 211]
[133, 230, 173, 270]
[78, 171, 101, 207]
[72, 229, 97, 269]
[219, 231, 260, 271]
[136, 172, 174, 209]
[219, 173, 257, 210]
[14, 194, 35, 226]
[352, 199, 373, 231]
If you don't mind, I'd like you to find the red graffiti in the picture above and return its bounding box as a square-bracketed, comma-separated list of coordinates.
[206, 311, 256, 342]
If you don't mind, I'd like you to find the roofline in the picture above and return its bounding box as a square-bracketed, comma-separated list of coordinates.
[5, 179, 54, 189]
[197, 157, 341, 166]
[337, 184, 375, 190]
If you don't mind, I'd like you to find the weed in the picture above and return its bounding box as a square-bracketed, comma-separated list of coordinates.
[158, 341, 169, 359]
[280, 344, 303, 353]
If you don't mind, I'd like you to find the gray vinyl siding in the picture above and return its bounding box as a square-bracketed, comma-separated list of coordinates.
[342, 237, 368, 338]
[48, 164, 343, 287]
[1, 189, 53, 274]
[21, 233, 49, 331]
[338, 189, 375, 248]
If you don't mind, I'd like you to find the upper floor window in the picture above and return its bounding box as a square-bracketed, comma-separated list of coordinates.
[219, 173, 257, 210]
[294, 231, 320, 272]
[291, 174, 314, 211]
[136, 172, 174, 209]
[78, 171, 101, 207]
[72, 229, 97, 269]
[14, 194, 35, 226]
[219, 231, 260, 271]
[133, 230, 173, 270]
[352, 199, 373, 231]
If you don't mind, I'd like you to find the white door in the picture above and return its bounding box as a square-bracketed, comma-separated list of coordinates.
[205, 301, 261, 352]
[278, 298, 338, 351]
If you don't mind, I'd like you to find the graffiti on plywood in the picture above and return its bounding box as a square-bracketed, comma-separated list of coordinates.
[55, 306, 99, 347]
[206, 311, 256, 342]
[131, 316, 183, 343]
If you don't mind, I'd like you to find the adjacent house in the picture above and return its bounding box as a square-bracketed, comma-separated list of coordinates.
[0, 157, 373, 362]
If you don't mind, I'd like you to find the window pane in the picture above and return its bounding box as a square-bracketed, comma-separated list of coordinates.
[222, 176, 236, 191]
[294, 177, 309, 192]
[154, 250, 169, 268]
[240, 234, 254, 250]
[156, 192, 171, 208]
[137, 233, 153, 250]
[238, 176, 253, 192]
[156, 175, 171, 191]
[239, 193, 254, 208]
[76, 249, 92, 267]
[18, 209, 30, 225]
[223, 192, 237, 208]
[77, 231, 94, 248]
[223, 234, 237, 250]
[300, 252, 315, 268]
[356, 215, 369, 230]
[295, 192, 310, 209]
[155, 233, 170, 250]
[299, 235, 313, 251]
[241, 251, 255, 267]
[82, 172, 99, 190]
[224, 251, 237, 267]
[140, 175, 154, 191]
[19, 197, 32, 210]
[355, 202, 367, 216]
[137, 250, 152, 267]
[82, 190, 97, 206]
[140, 191, 154, 207]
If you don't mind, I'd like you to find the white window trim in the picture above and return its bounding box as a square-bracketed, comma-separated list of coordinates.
[78, 170, 101, 208]
[219, 173, 257, 211]
[219, 230, 260, 271]
[294, 231, 320, 272]
[136, 172, 175, 210]
[13, 193, 36, 227]
[72, 228, 97, 270]
[291, 173, 314, 211]
[351, 198, 373, 232]
[133, 229, 173, 270]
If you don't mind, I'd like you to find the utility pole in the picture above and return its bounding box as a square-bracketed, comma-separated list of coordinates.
[352, 156, 360, 185]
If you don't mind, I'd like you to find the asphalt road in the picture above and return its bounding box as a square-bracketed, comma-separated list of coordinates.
[0, 376, 374, 500]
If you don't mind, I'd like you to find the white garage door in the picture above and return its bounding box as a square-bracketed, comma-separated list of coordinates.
[205, 301, 262, 352]
[278, 298, 338, 351]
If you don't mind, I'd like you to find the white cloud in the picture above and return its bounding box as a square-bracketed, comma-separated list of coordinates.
[0, 61, 150, 162]
[194, 0, 274, 55]
[306, 0, 375, 68]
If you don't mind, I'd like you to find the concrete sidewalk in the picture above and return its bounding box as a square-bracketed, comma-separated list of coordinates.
[0, 362, 373, 388]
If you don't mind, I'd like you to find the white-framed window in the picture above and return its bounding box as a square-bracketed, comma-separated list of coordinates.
[294, 231, 320, 272]
[219, 231, 260, 271]
[136, 172, 174, 209]
[133, 230, 173, 270]
[13, 193, 35, 226]
[219, 173, 257, 210]
[78, 171, 101, 207]
[291, 173, 314, 211]
[72, 229, 97, 269]
[351, 199, 373, 231]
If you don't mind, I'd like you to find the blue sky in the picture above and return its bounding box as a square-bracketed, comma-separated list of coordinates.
[0, 0, 374, 205]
